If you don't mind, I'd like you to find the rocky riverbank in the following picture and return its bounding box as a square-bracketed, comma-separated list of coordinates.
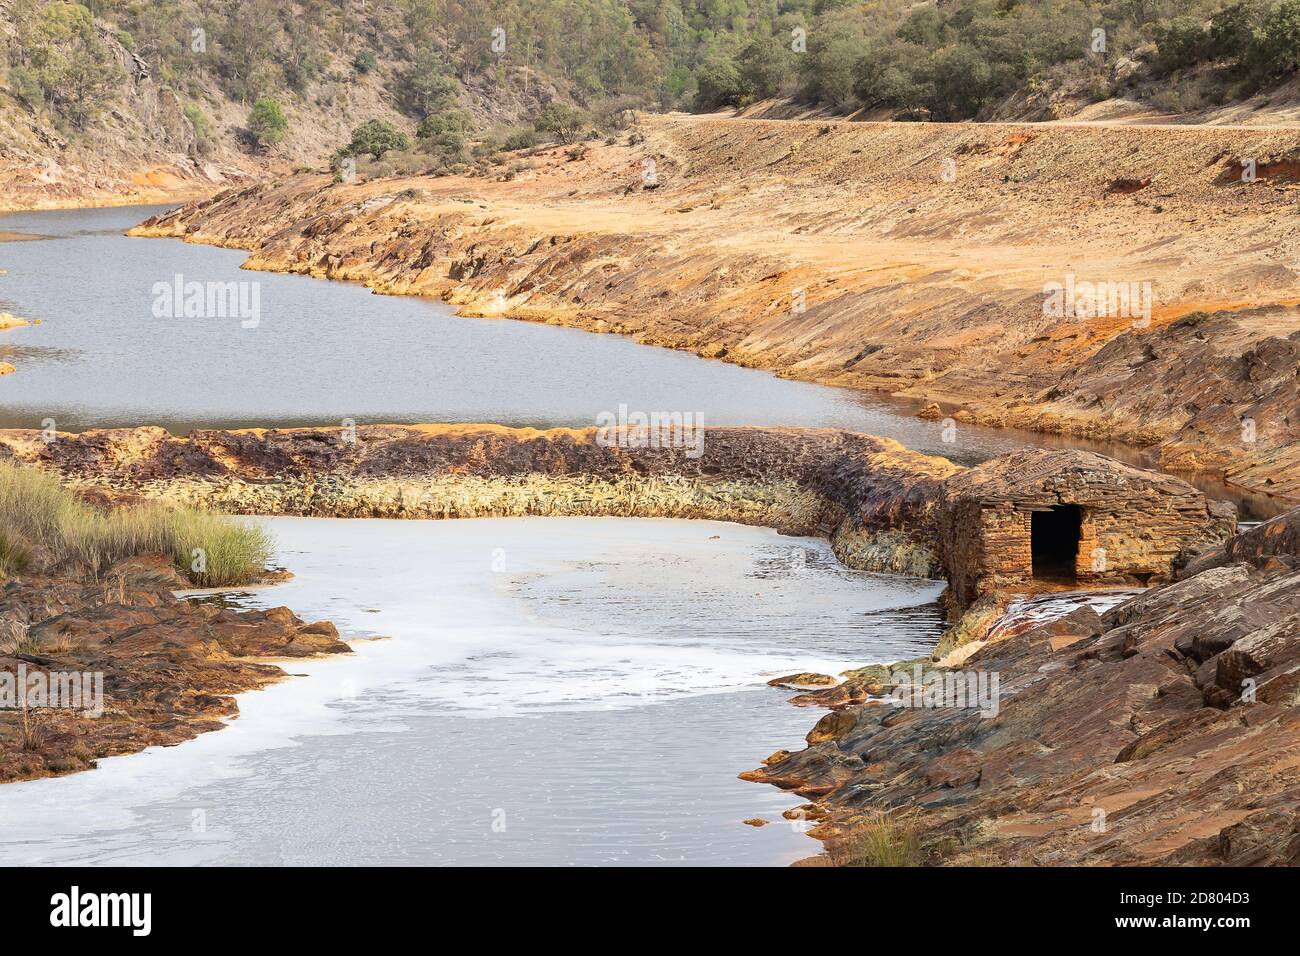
[748, 504, 1300, 866]
[0, 553, 350, 784]
[0, 419, 1285, 865]
[130, 114, 1300, 502]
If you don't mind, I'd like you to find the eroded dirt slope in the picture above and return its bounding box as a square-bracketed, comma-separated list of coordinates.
[133, 114, 1300, 502]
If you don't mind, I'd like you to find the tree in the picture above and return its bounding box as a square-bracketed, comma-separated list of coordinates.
[1151, 17, 1212, 76]
[343, 119, 411, 159]
[534, 102, 588, 144]
[400, 46, 457, 118]
[853, 42, 920, 110]
[417, 110, 469, 139]
[247, 98, 288, 147]
[922, 44, 995, 120]
[13, 1, 123, 128]
[1208, 2, 1258, 61]
[737, 35, 792, 101]
[694, 53, 744, 109]
[1249, 0, 1300, 76]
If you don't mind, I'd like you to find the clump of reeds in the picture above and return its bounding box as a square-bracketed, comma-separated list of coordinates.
[0, 461, 272, 586]
[827, 810, 924, 867]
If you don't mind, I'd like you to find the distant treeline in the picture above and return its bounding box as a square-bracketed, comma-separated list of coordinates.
[5, 0, 1299, 134]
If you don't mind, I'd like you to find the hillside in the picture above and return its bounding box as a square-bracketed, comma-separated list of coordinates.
[0, 0, 613, 210]
[8, 1, 1300, 210]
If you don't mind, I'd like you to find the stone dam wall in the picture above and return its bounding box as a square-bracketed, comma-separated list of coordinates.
[0, 424, 1234, 600]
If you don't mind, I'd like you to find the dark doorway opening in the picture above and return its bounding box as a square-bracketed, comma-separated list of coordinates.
[1031, 505, 1081, 581]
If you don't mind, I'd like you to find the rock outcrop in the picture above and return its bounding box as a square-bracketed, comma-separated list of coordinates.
[0, 555, 350, 783]
[744, 504, 1300, 866]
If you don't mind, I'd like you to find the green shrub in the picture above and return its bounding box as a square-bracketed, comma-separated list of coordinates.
[416, 111, 469, 140]
[1152, 17, 1214, 76]
[353, 50, 378, 75]
[1249, 0, 1300, 77]
[1209, 2, 1259, 61]
[501, 127, 538, 151]
[184, 103, 215, 155]
[924, 44, 995, 120]
[694, 53, 745, 110]
[737, 35, 793, 102]
[340, 119, 410, 160]
[8, 65, 45, 110]
[530, 103, 587, 145]
[534, 102, 589, 144]
[247, 97, 288, 148]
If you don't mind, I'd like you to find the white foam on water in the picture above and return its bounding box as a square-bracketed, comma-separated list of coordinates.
[0, 516, 945, 864]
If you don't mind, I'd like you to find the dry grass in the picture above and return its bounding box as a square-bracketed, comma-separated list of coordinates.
[827, 811, 924, 867]
[129, 473, 842, 533]
[0, 461, 272, 586]
[832, 525, 940, 577]
[17, 697, 47, 752]
[0, 529, 31, 577]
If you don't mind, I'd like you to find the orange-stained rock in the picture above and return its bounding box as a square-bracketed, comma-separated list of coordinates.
[126, 115, 1300, 503]
[744, 505, 1300, 866]
[0, 558, 350, 783]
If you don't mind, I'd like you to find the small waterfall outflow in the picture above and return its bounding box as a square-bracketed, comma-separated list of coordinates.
[984, 588, 1143, 644]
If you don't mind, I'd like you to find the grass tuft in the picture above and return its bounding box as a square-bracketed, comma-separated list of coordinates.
[0, 529, 32, 577]
[828, 810, 923, 867]
[0, 461, 272, 586]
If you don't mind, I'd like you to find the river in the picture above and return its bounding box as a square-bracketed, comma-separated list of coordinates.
[0, 516, 944, 865]
[0, 205, 1277, 521]
[0, 205, 1277, 866]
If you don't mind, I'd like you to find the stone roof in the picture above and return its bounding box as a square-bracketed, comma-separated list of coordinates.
[941, 448, 1208, 510]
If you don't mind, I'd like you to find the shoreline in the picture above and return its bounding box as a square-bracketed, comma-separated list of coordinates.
[123, 214, 1298, 513]
[1, 193, 1293, 509]
[0, 555, 351, 785]
[746, 504, 1300, 867]
[124, 112, 1300, 501]
[1, 423, 1294, 866]
[0, 184, 221, 219]
[0, 515, 924, 866]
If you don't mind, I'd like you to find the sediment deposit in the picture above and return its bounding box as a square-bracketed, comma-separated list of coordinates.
[131, 114, 1300, 503]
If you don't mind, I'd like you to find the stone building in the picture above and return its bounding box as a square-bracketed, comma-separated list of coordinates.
[937, 450, 1236, 606]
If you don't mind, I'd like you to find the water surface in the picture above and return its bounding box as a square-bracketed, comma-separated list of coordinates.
[0, 517, 945, 866]
[0, 206, 1195, 464]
